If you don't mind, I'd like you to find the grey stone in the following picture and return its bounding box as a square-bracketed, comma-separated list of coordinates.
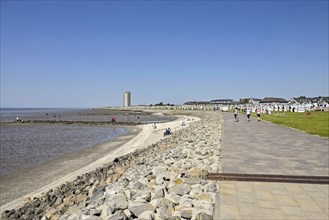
[168, 184, 192, 196]
[146, 174, 156, 182]
[109, 210, 128, 220]
[157, 207, 173, 219]
[197, 193, 213, 203]
[105, 179, 129, 193]
[128, 202, 155, 217]
[195, 212, 213, 220]
[137, 211, 155, 220]
[204, 183, 218, 193]
[189, 184, 203, 196]
[133, 191, 151, 202]
[123, 209, 132, 219]
[67, 213, 82, 220]
[81, 215, 101, 220]
[123, 190, 131, 200]
[170, 211, 182, 220]
[155, 176, 164, 185]
[89, 208, 102, 216]
[152, 166, 167, 175]
[44, 208, 59, 219]
[88, 185, 105, 204]
[181, 209, 193, 219]
[131, 180, 147, 191]
[194, 201, 214, 213]
[165, 193, 181, 205]
[152, 188, 165, 200]
[105, 193, 128, 212]
[156, 198, 175, 209]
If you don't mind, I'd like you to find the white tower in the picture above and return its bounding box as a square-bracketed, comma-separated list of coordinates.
[123, 91, 131, 107]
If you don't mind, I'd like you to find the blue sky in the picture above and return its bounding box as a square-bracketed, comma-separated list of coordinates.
[1, 0, 328, 108]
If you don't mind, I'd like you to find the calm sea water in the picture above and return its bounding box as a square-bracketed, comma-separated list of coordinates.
[0, 108, 88, 122]
[0, 108, 174, 123]
[0, 124, 129, 176]
[0, 108, 137, 176]
[0, 108, 174, 176]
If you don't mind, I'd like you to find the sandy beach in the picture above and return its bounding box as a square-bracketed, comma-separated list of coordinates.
[0, 113, 199, 213]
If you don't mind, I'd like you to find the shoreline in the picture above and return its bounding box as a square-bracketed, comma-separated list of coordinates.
[0, 113, 198, 213]
[0, 126, 140, 209]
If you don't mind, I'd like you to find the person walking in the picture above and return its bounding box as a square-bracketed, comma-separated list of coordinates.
[256, 108, 261, 121]
[234, 107, 239, 122]
[246, 108, 251, 122]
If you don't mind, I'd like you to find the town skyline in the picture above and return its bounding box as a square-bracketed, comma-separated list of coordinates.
[139, 95, 329, 106]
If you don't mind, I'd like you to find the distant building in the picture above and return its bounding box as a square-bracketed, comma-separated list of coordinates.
[183, 101, 210, 105]
[123, 91, 131, 107]
[259, 97, 288, 104]
[289, 96, 329, 107]
[210, 99, 234, 105]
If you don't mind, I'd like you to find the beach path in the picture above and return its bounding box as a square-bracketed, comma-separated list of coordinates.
[215, 112, 329, 220]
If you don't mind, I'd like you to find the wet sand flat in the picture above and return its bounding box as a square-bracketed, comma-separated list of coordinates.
[0, 128, 139, 208]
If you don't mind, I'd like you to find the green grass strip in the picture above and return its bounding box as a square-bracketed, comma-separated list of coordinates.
[256, 111, 329, 138]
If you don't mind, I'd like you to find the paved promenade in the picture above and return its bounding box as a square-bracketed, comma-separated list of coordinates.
[215, 112, 329, 219]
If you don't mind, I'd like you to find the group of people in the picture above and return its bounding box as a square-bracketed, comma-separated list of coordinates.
[234, 108, 261, 122]
[16, 117, 24, 123]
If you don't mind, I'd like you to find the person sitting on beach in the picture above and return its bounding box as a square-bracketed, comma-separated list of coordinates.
[164, 127, 172, 136]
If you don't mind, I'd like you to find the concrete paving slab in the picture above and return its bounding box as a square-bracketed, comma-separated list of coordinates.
[215, 112, 329, 220]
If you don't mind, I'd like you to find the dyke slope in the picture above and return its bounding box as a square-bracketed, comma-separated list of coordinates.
[1, 111, 224, 220]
